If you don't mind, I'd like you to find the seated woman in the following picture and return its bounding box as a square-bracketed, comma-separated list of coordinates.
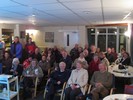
[72, 52, 88, 69]
[88, 63, 113, 100]
[65, 61, 88, 100]
[9, 58, 23, 78]
[45, 62, 70, 100]
[2, 51, 12, 74]
[22, 59, 44, 99]
[119, 52, 131, 65]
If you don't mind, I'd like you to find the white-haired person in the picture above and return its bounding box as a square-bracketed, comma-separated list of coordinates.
[10, 57, 23, 78]
[45, 61, 71, 100]
[65, 61, 88, 100]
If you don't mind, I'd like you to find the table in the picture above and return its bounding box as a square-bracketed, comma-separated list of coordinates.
[108, 64, 133, 78]
[0, 75, 19, 100]
[103, 94, 133, 100]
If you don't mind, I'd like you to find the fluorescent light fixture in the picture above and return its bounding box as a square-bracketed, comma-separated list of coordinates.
[123, 12, 131, 20]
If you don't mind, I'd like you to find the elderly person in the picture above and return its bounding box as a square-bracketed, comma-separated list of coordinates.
[88, 63, 113, 100]
[10, 58, 23, 78]
[46, 62, 70, 100]
[22, 59, 43, 99]
[65, 61, 88, 100]
[72, 52, 88, 69]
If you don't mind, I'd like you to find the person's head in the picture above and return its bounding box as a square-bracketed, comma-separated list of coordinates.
[121, 48, 126, 55]
[83, 49, 89, 57]
[28, 56, 32, 61]
[28, 37, 32, 43]
[61, 50, 67, 58]
[79, 52, 84, 59]
[111, 48, 115, 53]
[31, 59, 38, 67]
[42, 55, 47, 61]
[123, 52, 129, 59]
[96, 48, 100, 53]
[12, 58, 20, 66]
[35, 47, 39, 54]
[59, 62, 66, 71]
[4, 51, 10, 59]
[98, 63, 107, 72]
[14, 36, 19, 43]
[78, 47, 83, 53]
[93, 54, 99, 62]
[76, 60, 83, 70]
[99, 52, 105, 59]
[84, 44, 89, 49]
[74, 44, 79, 49]
[107, 48, 112, 54]
[90, 45, 96, 53]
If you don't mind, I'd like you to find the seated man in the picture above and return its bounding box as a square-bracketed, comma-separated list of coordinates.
[45, 62, 70, 100]
[65, 61, 88, 100]
[22, 59, 44, 99]
[88, 63, 113, 100]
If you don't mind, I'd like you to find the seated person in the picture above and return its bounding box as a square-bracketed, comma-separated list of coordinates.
[119, 52, 130, 65]
[22, 59, 43, 99]
[38, 55, 50, 76]
[22, 56, 32, 70]
[88, 54, 100, 81]
[88, 63, 113, 100]
[10, 58, 23, 78]
[2, 51, 12, 74]
[65, 61, 88, 100]
[45, 61, 70, 100]
[72, 52, 88, 69]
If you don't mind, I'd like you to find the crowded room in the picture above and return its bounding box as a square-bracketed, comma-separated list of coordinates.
[0, 0, 133, 100]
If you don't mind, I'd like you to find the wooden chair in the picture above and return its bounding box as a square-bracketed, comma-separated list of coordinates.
[87, 74, 116, 98]
[43, 80, 66, 100]
[30, 77, 38, 98]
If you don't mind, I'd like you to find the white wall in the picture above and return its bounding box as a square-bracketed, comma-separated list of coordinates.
[35, 26, 87, 51]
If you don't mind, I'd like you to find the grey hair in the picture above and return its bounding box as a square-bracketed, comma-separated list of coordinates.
[12, 58, 20, 64]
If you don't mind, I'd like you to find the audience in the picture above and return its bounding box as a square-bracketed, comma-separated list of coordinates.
[105, 48, 115, 64]
[119, 52, 131, 65]
[10, 58, 23, 78]
[65, 61, 88, 100]
[88, 63, 113, 100]
[10, 36, 23, 61]
[25, 37, 37, 56]
[45, 62, 70, 100]
[70, 44, 79, 62]
[72, 52, 88, 69]
[88, 54, 100, 81]
[22, 59, 43, 99]
[22, 55, 32, 70]
[60, 50, 72, 69]
[2, 51, 12, 74]
[32, 47, 42, 62]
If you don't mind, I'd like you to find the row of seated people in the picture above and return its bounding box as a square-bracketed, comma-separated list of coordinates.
[45, 61, 113, 100]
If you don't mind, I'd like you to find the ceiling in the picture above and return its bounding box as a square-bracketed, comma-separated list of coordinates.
[0, 0, 133, 26]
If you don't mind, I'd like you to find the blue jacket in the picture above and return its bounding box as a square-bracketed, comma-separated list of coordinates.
[10, 42, 23, 59]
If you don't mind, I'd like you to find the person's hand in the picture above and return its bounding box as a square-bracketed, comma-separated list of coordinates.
[57, 81, 61, 85]
[48, 78, 51, 82]
[71, 84, 76, 90]
[95, 82, 103, 87]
